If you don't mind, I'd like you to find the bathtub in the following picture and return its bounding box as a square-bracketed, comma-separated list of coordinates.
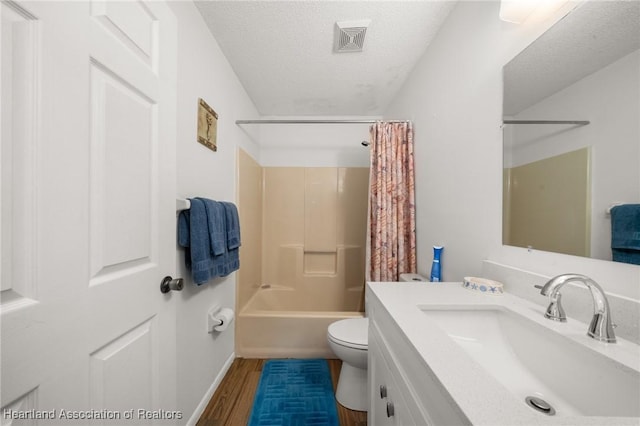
[236, 286, 364, 358]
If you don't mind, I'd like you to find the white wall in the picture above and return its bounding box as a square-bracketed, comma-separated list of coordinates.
[258, 116, 374, 167]
[168, 1, 260, 420]
[385, 0, 640, 303]
[384, 0, 507, 283]
[505, 50, 640, 260]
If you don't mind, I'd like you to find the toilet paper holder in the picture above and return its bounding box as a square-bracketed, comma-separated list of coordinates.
[207, 305, 222, 333]
[207, 304, 234, 333]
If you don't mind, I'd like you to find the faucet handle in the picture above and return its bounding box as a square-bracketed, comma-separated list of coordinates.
[535, 282, 567, 321]
[544, 292, 567, 322]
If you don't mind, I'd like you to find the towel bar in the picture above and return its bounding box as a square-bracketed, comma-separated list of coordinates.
[176, 198, 191, 212]
[606, 203, 624, 216]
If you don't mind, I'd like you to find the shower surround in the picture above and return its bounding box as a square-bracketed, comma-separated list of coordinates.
[236, 149, 369, 358]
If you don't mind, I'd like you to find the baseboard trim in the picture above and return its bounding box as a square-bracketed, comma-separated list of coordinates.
[186, 351, 235, 426]
[237, 347, 334, 359]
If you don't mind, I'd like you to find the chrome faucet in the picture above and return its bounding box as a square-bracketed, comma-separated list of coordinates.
[538, 274, 616, 343]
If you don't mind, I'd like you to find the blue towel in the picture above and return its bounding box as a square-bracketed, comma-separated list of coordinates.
[177, 210, 193, 278]
[177, 197, 241, 283]
[610, 204, 640, 265]
[221, 201, 241, 249]
[178, 209, 190, 248]
[196, 197, 226, 256]
[219, 202, 240, 275]
[178, 198, 215, 285]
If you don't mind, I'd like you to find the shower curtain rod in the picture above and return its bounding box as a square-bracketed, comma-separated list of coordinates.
[235, 119, 409, 125]
[236, 119, 587, 125]
[503, 120, 590, 125]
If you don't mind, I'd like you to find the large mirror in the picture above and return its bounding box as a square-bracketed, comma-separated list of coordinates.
[502, 1, 640, 262]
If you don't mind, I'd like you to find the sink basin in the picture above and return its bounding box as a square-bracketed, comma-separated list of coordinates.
[421, 306, 640, 418]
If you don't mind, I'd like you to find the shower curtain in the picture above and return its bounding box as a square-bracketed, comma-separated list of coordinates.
[366, 121, 417, 282]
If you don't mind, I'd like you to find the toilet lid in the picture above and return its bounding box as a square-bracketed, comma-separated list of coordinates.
[328, 318, 368, 349]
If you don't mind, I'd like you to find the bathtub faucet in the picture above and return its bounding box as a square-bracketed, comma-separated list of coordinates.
[537, 274, 616, 343]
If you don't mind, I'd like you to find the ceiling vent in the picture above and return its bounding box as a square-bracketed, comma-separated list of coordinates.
[334, 19, 371, 53]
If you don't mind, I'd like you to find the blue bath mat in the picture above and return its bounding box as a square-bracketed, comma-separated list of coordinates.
[248, 359, 339, 426]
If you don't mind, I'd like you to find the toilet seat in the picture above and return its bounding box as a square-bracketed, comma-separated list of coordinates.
[327, 318, 368, 350]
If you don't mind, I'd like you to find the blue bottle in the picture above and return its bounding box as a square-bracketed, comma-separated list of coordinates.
[430, 246, 444, 282]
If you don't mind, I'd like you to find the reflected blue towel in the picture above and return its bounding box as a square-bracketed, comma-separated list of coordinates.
[196, 197, 226, 256]
[611, 204, 640, 265]
[178, 198, 215, 285]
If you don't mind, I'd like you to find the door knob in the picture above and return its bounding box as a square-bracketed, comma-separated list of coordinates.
[160, 276, 184, 293]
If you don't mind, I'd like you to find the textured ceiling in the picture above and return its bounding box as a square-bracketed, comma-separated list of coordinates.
[195, 1, 457, 116]
[504, 1, 640, 116]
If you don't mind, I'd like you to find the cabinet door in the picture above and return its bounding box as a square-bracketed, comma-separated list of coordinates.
[388, 378, 415, 426]
[369, 336, 416, 426]
[369, 340, 391, 426]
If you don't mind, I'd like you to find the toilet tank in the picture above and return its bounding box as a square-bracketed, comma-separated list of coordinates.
[399, 273, 428, 282]
[365, 274, 428, 315]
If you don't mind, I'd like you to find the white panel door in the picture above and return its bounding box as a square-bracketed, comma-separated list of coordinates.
[1, 1, 178, 423]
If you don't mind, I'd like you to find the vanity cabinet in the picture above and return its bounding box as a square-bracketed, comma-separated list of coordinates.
[367, 294, 470, 426]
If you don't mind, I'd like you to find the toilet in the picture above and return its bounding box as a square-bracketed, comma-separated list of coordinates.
[327, 273, 427, 411]
[327, 317, 369, 411]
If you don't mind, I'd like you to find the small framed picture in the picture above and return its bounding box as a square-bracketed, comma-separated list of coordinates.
[197, 98, 218, 151]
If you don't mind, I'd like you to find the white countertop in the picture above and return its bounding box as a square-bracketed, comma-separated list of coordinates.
[367, 282, 640, 426]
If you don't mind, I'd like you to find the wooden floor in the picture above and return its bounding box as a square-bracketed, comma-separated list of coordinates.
[197, 358, 367, 426]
